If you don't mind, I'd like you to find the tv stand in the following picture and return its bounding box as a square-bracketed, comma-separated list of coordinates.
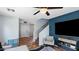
[58, 37, 77, 51]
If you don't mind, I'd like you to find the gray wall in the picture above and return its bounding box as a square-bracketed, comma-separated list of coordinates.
[0, 15, 19, 45]
[0, 17, 4, 45]
[39, 25, 49, 45]
[33, 19, 48, 41]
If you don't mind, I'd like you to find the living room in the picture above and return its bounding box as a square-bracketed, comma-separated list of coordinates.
[0, 7, 79, 51]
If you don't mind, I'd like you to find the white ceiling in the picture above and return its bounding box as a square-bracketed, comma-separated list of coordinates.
[0, 7, 79, 24]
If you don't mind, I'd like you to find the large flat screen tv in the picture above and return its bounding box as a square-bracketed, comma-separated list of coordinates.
[55, 19, 79, 37]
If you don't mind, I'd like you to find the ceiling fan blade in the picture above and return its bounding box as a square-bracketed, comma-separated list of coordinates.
[34, 7, 63, 9]
[46, 11, 50, 16]
[33, 10, 40, 15]
[47, 7, 63, 9]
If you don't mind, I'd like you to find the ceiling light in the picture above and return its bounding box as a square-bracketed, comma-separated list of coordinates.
[7, 8, 15, 12]
[40, 8, 48, 13]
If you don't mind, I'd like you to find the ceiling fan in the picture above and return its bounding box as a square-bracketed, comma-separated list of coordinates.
[33, 7, 63, 16]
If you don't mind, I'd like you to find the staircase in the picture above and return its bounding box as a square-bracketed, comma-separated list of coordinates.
[34, 22, 48, 45]
[38, 22, 48, 35]
[38, 23, 49, 46]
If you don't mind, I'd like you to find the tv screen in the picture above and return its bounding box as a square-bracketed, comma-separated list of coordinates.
[55, 19, 79, 37]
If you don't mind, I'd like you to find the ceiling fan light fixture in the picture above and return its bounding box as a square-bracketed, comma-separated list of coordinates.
[40, 8, 48, 13]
